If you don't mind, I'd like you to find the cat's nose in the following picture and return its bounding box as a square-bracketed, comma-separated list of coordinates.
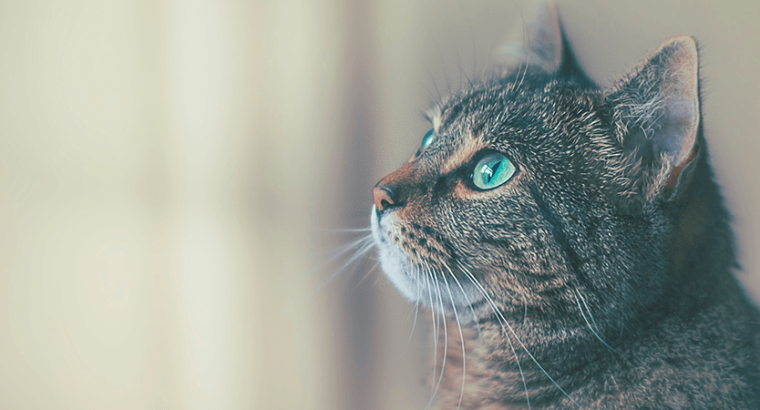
[373, 162, 415, 214]
[373, 185, 399, 213]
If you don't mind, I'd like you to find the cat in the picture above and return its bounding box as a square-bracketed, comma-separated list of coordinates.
[369, 1, 760, 409]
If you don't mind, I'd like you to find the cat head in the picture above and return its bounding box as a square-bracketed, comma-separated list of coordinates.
[370, 1, 701, 332]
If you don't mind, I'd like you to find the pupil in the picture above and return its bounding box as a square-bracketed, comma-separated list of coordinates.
[485, 161, 501, 183]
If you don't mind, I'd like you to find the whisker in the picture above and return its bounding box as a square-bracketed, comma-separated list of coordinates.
[458, 262, 530, 410]
[318, 237, 375, 290]
[457, 46, 475, 90]
[425, 264, 449, 410]
[444, 263, 483, 339]
[353, 260, 380, 289]
[575, 288, 598, 330]
[442, 263, 467, 410]
[309, 234, 374, 276]
[458, 262, 580, 408]
[407, 266, 422, 347]
[574, 288, 615, 352]
[513, 0, 530, 94]
[407, 300, 421, 346]
[421, 60, 444, 103]
[424, 267, 438, 396]
[320, 234, 374, 262]
[324, 227, 373, 233]
[426, 29, 453, 96]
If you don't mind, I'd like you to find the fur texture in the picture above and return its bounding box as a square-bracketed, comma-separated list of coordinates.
[370, 2, 760, 408]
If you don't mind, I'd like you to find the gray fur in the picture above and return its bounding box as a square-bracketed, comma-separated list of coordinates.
[370, 3, 760, 408]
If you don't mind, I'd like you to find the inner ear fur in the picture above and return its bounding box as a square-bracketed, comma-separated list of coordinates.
[607, 36, 701, 203]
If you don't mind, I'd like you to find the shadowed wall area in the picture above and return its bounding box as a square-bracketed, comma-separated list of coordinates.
[0, 0, 757, 409]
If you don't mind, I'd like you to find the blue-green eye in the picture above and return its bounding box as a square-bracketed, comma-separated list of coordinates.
[417, 129, 435, 155]
[471, 152, 515, 190]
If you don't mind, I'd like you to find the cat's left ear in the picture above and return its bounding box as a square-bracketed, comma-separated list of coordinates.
[607, 36, 701, 203]
[500, 0, 583, 77]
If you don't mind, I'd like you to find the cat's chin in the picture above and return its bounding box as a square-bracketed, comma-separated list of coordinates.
[370, 206, 485, 315]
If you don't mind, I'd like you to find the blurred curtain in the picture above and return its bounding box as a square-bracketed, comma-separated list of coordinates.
[0, 0, 348, 408]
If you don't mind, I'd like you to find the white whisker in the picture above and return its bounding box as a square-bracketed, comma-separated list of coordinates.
[323, 242, 375, 286]
[458, 261, 531, 410]
[308, 234, 373, 278]
[353, 260, 380, 289]
[425, 264, 449, 410]
[407, 266, 422, 347]
[458, 261, 580, 408]
[442, 263, 467, 410]
[445, 263, 483, 339]
[513, 0, 529, 94]
[318, 235, 375, 289]
[575, 288, 597, 329]
[424, 267, 438, 396]
[326, 227, 373, 233]
[574, 288, 615, 352]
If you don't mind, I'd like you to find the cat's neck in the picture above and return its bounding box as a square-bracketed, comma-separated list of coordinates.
[435, 285, 758, 409]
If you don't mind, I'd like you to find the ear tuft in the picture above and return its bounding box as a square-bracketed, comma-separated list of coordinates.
[608, 36, 701, 203]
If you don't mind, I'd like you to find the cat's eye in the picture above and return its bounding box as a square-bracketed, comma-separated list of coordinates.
[471, 152, 515, 190]
[416, 129, 435, 156]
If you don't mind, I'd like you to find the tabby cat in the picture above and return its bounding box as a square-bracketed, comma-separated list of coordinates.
[369, 2, 760, 408]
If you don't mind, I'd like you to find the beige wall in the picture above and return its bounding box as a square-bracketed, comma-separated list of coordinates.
[0, 1, 756, 409]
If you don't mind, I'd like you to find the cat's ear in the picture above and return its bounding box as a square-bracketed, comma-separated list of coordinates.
[607, 36, 701, 203]
[522, 0, 562, 73]
[499, 0, 581, 76]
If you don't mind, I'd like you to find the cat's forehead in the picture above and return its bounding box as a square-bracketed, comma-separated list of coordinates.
[428, 73, 558, 145]
[419, 73, 605, 178]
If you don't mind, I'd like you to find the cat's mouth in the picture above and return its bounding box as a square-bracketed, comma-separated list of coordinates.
[370, 205, 484, 314]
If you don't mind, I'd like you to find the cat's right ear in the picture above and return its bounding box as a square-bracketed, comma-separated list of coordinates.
[606, 36, 701, 205]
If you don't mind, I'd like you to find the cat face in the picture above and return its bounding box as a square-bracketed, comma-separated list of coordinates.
[372, 72, 617, 322]
[370, 5, 700, 331]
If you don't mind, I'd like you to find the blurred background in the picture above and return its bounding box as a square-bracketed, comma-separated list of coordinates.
[0, 0, 757, 409]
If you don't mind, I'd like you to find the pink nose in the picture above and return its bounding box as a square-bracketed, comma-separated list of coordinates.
[372, 162, 416, 214]
[373, 185, 396, 213]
